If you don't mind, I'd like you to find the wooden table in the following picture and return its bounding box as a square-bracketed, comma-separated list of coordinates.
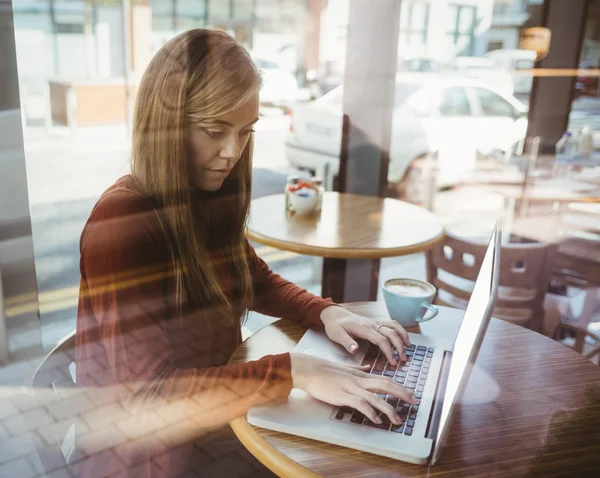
[229, 303, 600, 477]
[247, 193, 444, 303]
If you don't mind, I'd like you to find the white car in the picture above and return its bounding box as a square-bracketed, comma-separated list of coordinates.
[452, 57, 514, 96]
[253, 58, 298, 110]
[286, 77, 528, 199]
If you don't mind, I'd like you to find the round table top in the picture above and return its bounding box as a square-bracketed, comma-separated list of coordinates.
[247, 193, 445, 259]
[229, 302, 600, 478]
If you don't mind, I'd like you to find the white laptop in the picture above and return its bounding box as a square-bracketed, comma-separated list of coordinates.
[248, 223, 501, 466]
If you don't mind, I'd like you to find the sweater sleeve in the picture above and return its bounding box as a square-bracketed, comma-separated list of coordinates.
[247, 241, 336, 327]
[77, 190, 293, 430]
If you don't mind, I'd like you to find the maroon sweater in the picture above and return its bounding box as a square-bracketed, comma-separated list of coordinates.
[75, 176, 334, 477]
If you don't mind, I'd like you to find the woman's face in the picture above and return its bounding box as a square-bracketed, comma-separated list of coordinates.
[186, 93, 259, 192]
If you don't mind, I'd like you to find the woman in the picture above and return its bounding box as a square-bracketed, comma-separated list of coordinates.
[75, 29, 415, 478]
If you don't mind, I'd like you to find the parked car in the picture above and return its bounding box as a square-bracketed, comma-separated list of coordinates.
[485, 49, 536, 95]
[286, 77, 528, 201]
[452, 57, 514, 96]
[398, 57, 443, 73]
[253, 57, 298, 110]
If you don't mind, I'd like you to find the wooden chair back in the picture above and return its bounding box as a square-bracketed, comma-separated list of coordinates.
[427, 232, 557, 331]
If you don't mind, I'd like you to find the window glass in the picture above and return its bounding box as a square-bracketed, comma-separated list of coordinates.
[475, 88, 517, 118]
[439, 87, 471, 116]
[411, 3, 427, 30]
[208, 0, 229, 19]
[233, 0, 253, 20]
[178, 0, 205, 18]
[446, 5, 458, 32]
[458, 8, 474, 34]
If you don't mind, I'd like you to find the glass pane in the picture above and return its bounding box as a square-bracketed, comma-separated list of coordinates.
[150, 0, 173, 16]
[178, 0, 205, 18]
[476, 88, 516, 118]
[208, 0, 230, 19]
[446, 5, 458, 33]
[233, 0, 253, 20]
[409, 32, 424, 46]
[400, 2, 410, 31]
[458, 7, 475, 34]
[255, 0, 280, 33]
[411, 4, 427, 32]
[439, 87, 471, 116]
[455, 34, 473, 56]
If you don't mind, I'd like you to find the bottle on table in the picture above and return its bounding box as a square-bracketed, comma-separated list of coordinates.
[553, 131, 576, 178]
[556, 131, 575, 157]
[579, 125, 594, 158]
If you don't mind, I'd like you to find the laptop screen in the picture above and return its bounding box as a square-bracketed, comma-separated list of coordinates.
[435, 226, 499, 447]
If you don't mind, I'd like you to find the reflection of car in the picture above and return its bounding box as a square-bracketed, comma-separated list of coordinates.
[399, 57, 442, 73]
[452, 57, 514, 96]
[286, 77, 528, 200]
[253, 58, 298, 109]
[485, 49, 536, 95]
[575, 61, 599, 98]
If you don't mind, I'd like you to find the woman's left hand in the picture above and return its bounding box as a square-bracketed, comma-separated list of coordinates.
[320, 306, 411, 366]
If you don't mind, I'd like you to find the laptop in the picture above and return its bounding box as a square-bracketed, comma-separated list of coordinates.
[248, 223, 501, 465]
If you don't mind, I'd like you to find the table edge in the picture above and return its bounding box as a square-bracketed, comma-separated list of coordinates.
[246, 229, 446, 259]
[228, 307, 600, 477]
[230, 417, 320, 478]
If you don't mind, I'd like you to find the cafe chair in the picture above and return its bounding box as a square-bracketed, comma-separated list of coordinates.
[426, 232, 558, 332]
[550, 232, 600, 350]
[31, 329, 77, 475]
[554, 322, 600, 366]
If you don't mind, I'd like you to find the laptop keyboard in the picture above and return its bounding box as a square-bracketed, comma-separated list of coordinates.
[333, 343, 434, 436]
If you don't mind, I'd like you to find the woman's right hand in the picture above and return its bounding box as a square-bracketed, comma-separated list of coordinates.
[290, 352, 418, 426]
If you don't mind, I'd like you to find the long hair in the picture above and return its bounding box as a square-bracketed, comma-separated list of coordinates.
[130, 29, 260, 323]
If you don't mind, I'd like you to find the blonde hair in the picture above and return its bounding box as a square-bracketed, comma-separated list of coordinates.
[131, 29, 261, 322]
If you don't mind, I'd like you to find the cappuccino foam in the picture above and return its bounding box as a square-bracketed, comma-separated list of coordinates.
[387, 283, 430, 297]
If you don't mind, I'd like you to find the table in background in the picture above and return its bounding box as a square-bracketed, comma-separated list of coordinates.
[247, 193, 444, 303]
[229, 302, 600, 478]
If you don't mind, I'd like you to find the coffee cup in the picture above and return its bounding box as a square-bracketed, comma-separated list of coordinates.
[382, 278, 439, 327]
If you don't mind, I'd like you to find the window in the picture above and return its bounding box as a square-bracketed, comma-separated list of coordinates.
[233, 0, 253, 20]
[475, 88, 517, 118]
[446, 5, 476, 56]
[54, 0, 86, 34]
[399, 1, 430, 50]
[177, 0, 207, 30]
[488, 41, 504, 52]
[151, 0, 175, 30]
[208, 0, 230, 20]
[439, 87, 471, 116]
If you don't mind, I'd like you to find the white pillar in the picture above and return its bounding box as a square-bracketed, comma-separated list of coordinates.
[341, 0, 401, 196]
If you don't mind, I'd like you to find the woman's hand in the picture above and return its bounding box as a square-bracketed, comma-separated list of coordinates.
[290, 353, 418, 425]
[320, 306, 411, 366]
